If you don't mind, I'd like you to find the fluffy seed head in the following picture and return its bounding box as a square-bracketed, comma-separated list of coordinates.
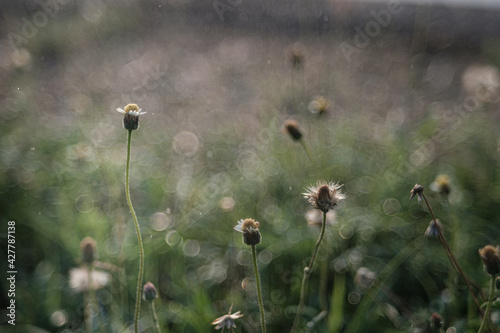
[69, 267, 109, 293]
[234, 218, 261, 246]
[479, 245, 500, 276]
[304, 182, 345, 213]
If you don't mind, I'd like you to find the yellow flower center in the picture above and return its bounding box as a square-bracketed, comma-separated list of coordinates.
[124, 103, 140, 113]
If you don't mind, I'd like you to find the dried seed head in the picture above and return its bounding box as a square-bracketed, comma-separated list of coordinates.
[283, 119, 302, 141]
[234, 218, 261, 246]
[80, 237, 97, 264]
[304, 182, 345, 213]
[211, 306, 244, 330]
[424, 219, 442, 238]
[142, 281, 158, 302]
[479, 245, 500, 276]
[116, 103, 146, 130]
[409, 184, 424, 204]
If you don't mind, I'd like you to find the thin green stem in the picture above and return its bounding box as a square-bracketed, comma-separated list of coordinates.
[291, 211, 327, 333]
[421, 193, 482, 314]
[299, 140, 313, 162]
[125, 130, 145, 333]
[85, 264, 95, 333]
[478, 275, 495, 333]
[328, 272, 346, 333]
[344, 241, 418, 333]
[251, 245, 267, 333]
[150, 301, 162, 333]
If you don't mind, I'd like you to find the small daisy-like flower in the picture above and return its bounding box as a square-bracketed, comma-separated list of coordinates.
[409, 184, 424, 204]
[282, 119, 302, 141]
[430, 174, 451, 195]
[234, 218, 261, 246]
[116, 103, 146, 130]
[304, 182, 345, 213]
[479, 245, 500, 276]
[69, 267, 109, 293]
[424, 219, 443, 238]
[80, 237, 97, 264]
[142, 281, 158, 302]
[308, 96, 330, 114]
[211, 306, 244, 331]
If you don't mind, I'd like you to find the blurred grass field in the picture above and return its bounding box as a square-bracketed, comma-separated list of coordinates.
[1, 1, 500, 332]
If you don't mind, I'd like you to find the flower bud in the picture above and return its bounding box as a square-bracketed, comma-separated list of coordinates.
[283, 119, 302, 141]
[479, 245, 500, 276]
[80, 237, 97, 264]
[116, 103, 146, 130]
[234, 218, 262, 246]
[142, 281, 158, 302]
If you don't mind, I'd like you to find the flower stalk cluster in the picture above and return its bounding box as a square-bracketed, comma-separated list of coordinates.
[234, 218, 266, 333]
[410, 184, 482, 314]
[291, 182, 345, 333]
[117, 104, 146, 333]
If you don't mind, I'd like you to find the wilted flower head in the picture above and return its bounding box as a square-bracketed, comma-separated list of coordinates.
[409, 184, 424, 204]
[304, 182, 345, 213]
[69, 267, 109, 293]
[282, 119, 302, 141]
[211, 306, 244, 331]
[430, 174, 451, 195]
[424, 219, 443, 238]
[143, 281, 158, 302]
[80, 237, 97, 264]
[308, 96, 330, 114]
[234, 218, 261, 246]
[354, 267, 377, 291]
[305, 209, 336, 228]
[430, 312, 444, 331]
[116, 103, 146, 130]
[478, 245, 500, 276]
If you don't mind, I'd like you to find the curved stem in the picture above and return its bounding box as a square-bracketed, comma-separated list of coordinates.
[421, 193, 482, 314]
[150, 301, 162, 333]
[251, 245, 267, 333]
[478, 275, 495, 333]
[125, 130, 145, 333]
[291, 211, 327, 333]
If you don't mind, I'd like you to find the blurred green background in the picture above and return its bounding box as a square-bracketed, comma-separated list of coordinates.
[1, 0, 500, 332]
